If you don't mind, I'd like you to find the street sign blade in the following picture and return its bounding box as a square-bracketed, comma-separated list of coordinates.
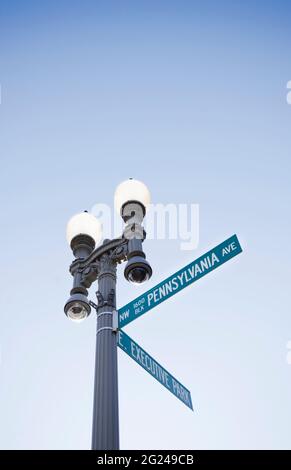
[118, 330, 193, 411]
[118, 234, 242, 328]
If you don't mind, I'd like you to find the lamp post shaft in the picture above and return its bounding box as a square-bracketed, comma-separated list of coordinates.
[91, 253, 119, 450]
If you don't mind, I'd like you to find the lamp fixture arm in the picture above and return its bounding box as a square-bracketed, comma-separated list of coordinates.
[69, 236, 129, 289]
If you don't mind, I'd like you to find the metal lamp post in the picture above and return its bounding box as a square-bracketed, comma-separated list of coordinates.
[64, 179, 152, 450]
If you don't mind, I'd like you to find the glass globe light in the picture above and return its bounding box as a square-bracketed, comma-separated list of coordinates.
[114, 179, 151, 215]
[66, 211, 102, 245]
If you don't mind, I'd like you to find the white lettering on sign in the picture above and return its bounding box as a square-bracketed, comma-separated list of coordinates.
[131, 343, 170, 390]
[119, 309, 130, 322]
[147, 253, 219, 307]
[133, 298, 146, 316]
[118, 235, 242, 329]
[130, 341, 191, 405]
[172, 378, 192, 407]
[118, 330, 193, 410]
[222, 242, 237, 256]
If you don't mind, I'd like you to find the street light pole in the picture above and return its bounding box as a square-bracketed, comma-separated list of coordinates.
[64, 179, 152, 450]
[92, 250, 119, 450]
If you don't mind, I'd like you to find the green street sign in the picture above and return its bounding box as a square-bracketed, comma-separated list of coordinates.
[118, 234, 242, 328]
[118, 330, 193, 410]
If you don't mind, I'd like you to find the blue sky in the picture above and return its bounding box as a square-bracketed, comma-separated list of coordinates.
[0, 0, 291, 449]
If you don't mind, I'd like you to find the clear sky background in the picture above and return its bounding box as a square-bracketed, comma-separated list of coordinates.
[0, 0, 291, 450]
